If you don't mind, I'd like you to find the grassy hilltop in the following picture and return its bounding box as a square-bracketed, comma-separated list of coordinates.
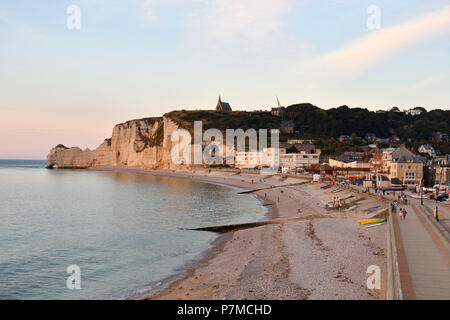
[164, 104, 450, 155]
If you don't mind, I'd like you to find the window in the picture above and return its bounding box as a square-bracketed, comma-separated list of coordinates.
[405, 172, 415, 179]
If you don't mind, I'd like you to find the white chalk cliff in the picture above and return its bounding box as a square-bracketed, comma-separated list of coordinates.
[46, 116, 182, 170]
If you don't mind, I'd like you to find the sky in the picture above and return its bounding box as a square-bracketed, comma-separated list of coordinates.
[0, 0, 449, 159]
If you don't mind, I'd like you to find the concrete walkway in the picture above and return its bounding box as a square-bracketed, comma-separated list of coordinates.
[337, 183, 450, 299]
[395, 204, 450, 299]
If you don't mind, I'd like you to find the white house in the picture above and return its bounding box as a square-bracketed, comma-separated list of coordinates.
[418, 144, 436, 157]
[280, 150, 320, 169]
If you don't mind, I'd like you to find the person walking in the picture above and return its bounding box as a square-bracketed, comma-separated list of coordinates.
[403, 208, 407, 220]
[399, 208, 404, 220]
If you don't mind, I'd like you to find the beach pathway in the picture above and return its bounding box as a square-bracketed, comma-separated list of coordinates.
[394, 204, 450, 300]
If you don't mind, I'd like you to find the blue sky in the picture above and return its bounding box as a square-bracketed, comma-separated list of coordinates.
[0, 0, 449, 158]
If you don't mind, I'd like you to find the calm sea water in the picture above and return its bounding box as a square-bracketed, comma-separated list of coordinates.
[0, 160, 267, 300]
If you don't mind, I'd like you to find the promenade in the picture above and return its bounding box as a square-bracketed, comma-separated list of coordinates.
[395, 204, 450, 299]
[350, 184, 450, 299]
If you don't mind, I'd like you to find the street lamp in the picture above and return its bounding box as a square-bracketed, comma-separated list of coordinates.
[434, 166, 445, 221]
[420, 178, 424, 206]
[435, 185, 439, 221]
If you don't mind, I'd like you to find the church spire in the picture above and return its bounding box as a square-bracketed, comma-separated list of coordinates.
[216, 95, 232, 111]
[276, 96, 282, 108]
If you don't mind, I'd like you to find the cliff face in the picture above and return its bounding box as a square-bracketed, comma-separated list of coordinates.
[46, 117, 182, 170]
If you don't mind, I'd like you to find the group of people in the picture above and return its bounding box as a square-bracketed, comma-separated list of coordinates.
[373, 187, 385, 195]
[399, 207, 408, 220]
[398, 193, 408, 205]
[391, 200, 399, 212]
[390, 201, 408, 220]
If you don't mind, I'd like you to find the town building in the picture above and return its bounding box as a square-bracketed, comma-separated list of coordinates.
[260, 147, 283, 167]
[286, 139, 311, 145]
[235, 146, 321, 170]
[426, 155, 450, 187]
[405, 107, 424, 116]
[431, 131, 449, 143]
[418, 144, 437, 157]
[280, 120, 295, 134]
[235, 150, 261, 169]
[388, 155, 423, 185]
[270, 97, 286, 118]
[328, 158, 371, 169]
[235, 147, 283, 169]
[271, 107, 286, 117]
[381, 148, 396, 173]
[338, 152, 364, 162]
[368, 148, 383, 172]
[280, 148, 320, 169]
[382, 145, 420, 177]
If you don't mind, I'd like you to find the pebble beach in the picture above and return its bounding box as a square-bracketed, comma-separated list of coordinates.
[92, 166, 388, 300]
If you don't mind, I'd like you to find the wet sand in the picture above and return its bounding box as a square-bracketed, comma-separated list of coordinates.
[91, 166, 388, 300]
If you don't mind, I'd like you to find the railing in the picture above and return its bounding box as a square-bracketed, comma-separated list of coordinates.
[386, 206, 403, 300]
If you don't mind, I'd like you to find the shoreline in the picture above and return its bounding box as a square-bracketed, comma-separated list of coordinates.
[89, 165, 387, 300]
[89, 166, 276, 300]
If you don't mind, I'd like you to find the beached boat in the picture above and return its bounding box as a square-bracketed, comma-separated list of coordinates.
[358, 218, 386, 225]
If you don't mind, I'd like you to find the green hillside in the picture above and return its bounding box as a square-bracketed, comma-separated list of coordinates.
[165, 105, 449, 155]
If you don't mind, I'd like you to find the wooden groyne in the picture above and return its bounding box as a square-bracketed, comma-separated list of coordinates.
[189, 215, 327, 233]
[237, 181, 310, 195]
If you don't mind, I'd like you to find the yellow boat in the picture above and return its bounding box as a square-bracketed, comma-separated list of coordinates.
[359, 220, 385, 225]
[357, 218, 384, 224]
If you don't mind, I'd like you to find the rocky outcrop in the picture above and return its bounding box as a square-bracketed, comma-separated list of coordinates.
[46, 116, 183, 170]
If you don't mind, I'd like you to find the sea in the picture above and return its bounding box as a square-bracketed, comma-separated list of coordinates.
[0, 160, 267, 299]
